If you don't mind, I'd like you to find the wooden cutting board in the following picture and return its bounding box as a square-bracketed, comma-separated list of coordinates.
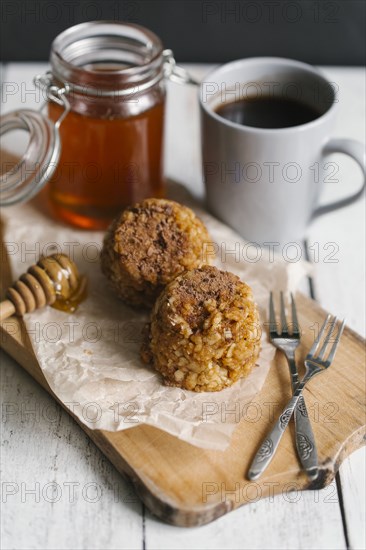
[1, 243, 365, 527]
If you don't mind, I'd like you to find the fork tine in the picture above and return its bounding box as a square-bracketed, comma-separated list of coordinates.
[280, 291, 288, 334]
[290, 293, 300, 336]
[326, 319, 345, 364]
[307, 314, 331, 357]
[317, 316, 337, 360]
[269, 292, 277, 335]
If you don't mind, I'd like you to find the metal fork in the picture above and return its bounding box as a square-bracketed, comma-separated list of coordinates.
[248, 314, 345, 480]
[269, 292, 318, 481]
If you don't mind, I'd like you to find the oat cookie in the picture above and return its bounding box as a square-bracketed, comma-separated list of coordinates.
[142, 265, 261, 392]
[101, 199, 213, 307]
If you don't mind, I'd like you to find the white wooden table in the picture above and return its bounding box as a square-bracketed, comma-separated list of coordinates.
[1, 63, 365, 550]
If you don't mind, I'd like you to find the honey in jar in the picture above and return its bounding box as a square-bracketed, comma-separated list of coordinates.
[47, 22, 166, 229]
[48, 100, 165, 229]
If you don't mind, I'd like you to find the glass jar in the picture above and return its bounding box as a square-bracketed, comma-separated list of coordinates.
[0, 22, 197, 229]
[48, 22, 166, 229]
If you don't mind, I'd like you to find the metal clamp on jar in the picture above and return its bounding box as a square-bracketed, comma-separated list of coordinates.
[0, 21, 198, 229]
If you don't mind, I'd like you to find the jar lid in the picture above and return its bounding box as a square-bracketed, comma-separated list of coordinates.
[0, 109, 61, 206]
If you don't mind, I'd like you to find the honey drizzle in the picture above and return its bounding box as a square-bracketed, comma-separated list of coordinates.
[37, 254, 87, 314]
[52, 275, 88, 313]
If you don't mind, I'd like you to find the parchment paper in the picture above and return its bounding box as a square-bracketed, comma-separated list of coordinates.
[1, 184, 311, 450]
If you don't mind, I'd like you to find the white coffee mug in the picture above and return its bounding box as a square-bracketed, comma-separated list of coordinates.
[200, 57, 365, 245]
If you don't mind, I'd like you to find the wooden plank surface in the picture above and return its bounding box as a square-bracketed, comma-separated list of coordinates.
[1, 62, 365, 549]
[305, 66, 366, 550]
[1, 351, 144, 550]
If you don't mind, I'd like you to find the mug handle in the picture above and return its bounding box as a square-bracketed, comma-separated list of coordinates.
[312, 138, 366, 219]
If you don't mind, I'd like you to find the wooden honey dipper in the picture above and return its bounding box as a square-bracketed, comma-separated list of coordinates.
[0, 254, 87, 321]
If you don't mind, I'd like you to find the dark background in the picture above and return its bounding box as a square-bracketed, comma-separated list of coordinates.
[1, 0, 365, 65]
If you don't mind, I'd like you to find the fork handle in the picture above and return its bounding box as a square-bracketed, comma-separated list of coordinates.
[287, 357, 319, 480]
[294, 396, 318, 480]
[248, 383, 306, 480]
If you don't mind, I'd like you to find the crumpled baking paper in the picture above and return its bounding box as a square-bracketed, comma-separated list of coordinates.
[1, 184, 311, 450]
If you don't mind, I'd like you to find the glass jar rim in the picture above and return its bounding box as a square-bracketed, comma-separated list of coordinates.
[50, 21, 164, 93]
